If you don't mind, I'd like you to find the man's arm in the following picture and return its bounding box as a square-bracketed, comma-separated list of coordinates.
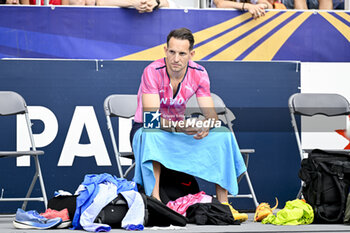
[142, 0, 169, 12]
[142, 93, 160, 112]
[96, 0, 169, 12]
[257, 0, 273, 9]
[214, 0, 267, 19]
[197, 96, 218, 121]
[193, 96, 219, 139]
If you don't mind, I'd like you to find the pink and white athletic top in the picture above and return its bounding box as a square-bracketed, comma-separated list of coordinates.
[134, 58, 211, 123]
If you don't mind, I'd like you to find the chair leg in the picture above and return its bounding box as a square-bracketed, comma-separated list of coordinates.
[22, 169, 38, 211]
[236, 151, 259, 208]
[35, 155, 48, 209]
[244, 171, 259, 208]
[297, 181, 303, 199]
[123, 162, 136, 178]
[22, 155, 47, 210]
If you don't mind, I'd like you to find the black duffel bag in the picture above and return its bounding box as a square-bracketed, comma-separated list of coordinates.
[299, 149, 350, 223]
[49, 192, 187, 228]
[95, 192, 187, 228]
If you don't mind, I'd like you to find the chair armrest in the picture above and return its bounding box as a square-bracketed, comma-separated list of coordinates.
[120, 152, 135, 159]
[240, 149, 255, 154]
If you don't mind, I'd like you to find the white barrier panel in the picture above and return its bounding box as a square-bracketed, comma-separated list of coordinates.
[301, 62, 350, 150]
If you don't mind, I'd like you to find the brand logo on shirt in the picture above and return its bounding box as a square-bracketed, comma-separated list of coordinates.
[143, 110, 161, 129]
[160, 97, 185, 106]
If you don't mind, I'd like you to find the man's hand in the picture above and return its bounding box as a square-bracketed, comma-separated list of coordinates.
[176, 119, 210, 140]
[135, 0, 148, 13]
[175, 119, 198, 135]
[137, 0, 158, 13]
[193, 125, 209, 140]
[246, 3, 266, 19]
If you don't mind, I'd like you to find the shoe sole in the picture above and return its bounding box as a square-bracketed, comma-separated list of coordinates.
[13, 219, 61, 229]
[56, 220, 72, 229]
[232, 214, 248, 223]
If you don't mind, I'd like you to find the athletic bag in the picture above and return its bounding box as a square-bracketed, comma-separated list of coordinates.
[94, 195, 129, 228]
[95, 192, 187, 228]
[159, 166, 200, 204]
[142, 193, 187, 227]
[49, 192, 187, 228]
[298, 149, 350, 223]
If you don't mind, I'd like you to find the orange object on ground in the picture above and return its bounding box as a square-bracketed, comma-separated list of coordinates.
[254, 197, 279, 222]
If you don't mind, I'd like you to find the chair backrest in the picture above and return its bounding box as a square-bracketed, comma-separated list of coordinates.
[289, 93, 350, 117]
[223, 107, 236, 127]
[185, 93, 226, 116]
[104, 94, 138, 118]
[0, 91, 27, 116]
[289, 93, 350, 160]
[0, 91, 38, 152]
[185, 93, 235, 129]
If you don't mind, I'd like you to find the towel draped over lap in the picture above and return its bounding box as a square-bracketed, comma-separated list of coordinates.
[132, 127, 246, 196]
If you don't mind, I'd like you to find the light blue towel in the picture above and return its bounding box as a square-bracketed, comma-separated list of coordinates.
[132, 127, 246, 196]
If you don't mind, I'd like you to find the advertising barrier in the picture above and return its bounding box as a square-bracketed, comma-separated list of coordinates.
[0, 59, 299, 212]
[0, 7, 349, 61]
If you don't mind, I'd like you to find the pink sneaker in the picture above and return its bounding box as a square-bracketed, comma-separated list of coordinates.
[40, 208, 71, 229]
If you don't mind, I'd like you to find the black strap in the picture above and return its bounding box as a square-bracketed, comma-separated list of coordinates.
[317, 162, 346, 223]
[141, 193, 149, 226]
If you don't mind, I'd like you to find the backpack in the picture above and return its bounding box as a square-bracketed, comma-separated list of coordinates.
[159, 166, 200, 204]
[96, 167, 198, 227]
[95, 192, 187, 228]
[94, 195, 129, 228]
[298, 149, 350, 223]
[48, 192, 187, 228]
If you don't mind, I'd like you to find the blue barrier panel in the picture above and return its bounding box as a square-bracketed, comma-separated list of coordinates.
[0, 6, 349, 61]
[0, 59, 299, 212]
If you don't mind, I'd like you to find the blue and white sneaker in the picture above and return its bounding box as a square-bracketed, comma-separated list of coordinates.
[13, 208, 62, 229]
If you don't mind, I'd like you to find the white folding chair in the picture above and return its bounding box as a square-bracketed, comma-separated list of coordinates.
[0, 91, 47, 210]
[104, 94, 137, 178]
[186, 93, 259, 207]
[289, 93, 350, 198]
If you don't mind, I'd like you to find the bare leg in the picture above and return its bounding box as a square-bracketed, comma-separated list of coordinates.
[318, 0, 333, 9]
[294, 0, 308, 9]
[216, 184, 248, 222]
[151, 161, 161, 201]
[216, 184, 228, 203]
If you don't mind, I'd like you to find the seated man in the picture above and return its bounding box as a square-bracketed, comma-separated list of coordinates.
[130, 28, 248, 221]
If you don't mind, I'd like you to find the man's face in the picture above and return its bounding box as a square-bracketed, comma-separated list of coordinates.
[165, 37, 195, 74]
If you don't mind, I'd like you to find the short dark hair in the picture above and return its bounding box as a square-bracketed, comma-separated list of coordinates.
[167, 28, 195, 51]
